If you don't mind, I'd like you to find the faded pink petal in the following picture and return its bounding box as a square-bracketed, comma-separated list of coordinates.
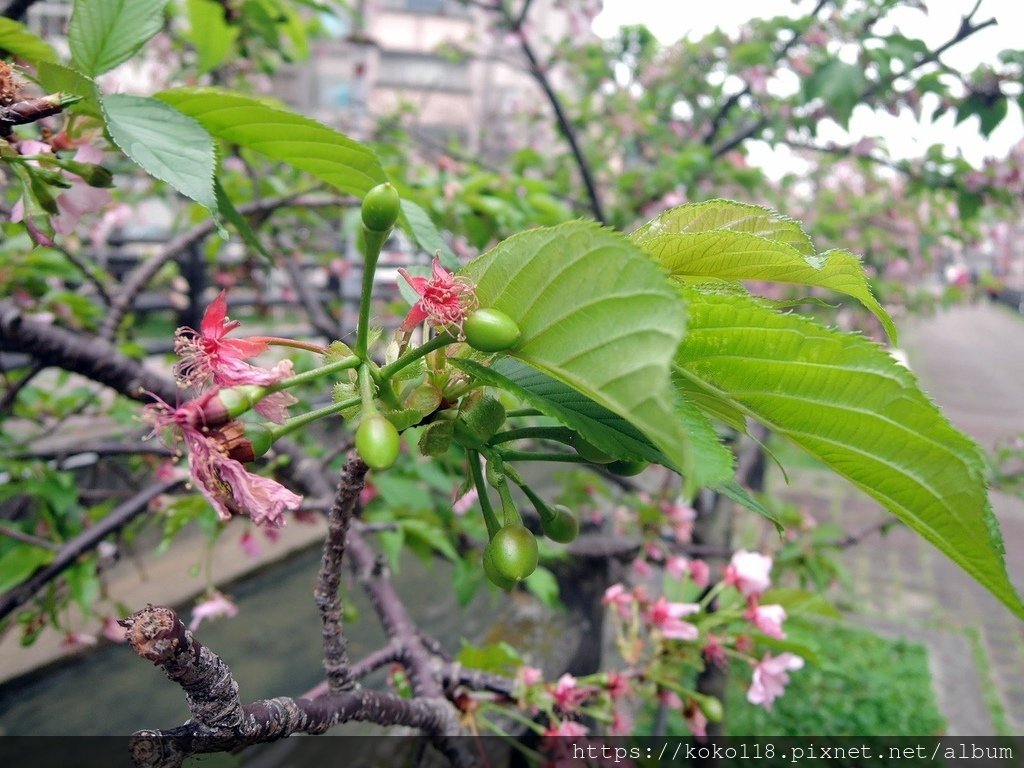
[452, 486, 478, 516]
[189, 591, 239, 631]
[666, 555, 689, 579]
[217, 458, 301, 528]
[688, 558, 711, 588]
[724, 550, 773, 597]
[239, 530, 261, 558]
[102, 617, 128, 643]
[60, 631, 97, 651]
[647, 597, 700, 641]
[746, 602, 787, 640]
[686, 705, 708, 738]
[658, 689, 684, 709]
[747, 652, 804, 710]
[519, 665, 543, 687]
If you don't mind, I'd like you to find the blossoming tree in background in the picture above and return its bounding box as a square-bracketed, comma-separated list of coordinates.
[1, 0, 1023, 764]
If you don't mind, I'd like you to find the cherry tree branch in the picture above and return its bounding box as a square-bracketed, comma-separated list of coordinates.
[314, 454, 369, 693]
[121, 606, 471, 768]
[99, 193, 350, 341]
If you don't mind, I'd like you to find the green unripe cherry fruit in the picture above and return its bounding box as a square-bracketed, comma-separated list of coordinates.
[570, 433, 615, 464]
[361, 182, 401, 232]
[482, 546, 518, 591]
[463, 308, 521, 353]
[607, 459, 648, 476]
[541, 504, 579, 543]
[486, 525, 539, 582]
[697, 695, 724, 723]
[355, 414, 401, 470]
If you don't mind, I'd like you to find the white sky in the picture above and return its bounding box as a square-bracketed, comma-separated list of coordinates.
[592, 0, 1024, 171]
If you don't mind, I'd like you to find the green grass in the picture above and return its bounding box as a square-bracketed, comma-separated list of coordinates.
[726, 622, 946, 736]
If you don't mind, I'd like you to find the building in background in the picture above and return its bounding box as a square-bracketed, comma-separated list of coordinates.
[270, 0, 583, 162]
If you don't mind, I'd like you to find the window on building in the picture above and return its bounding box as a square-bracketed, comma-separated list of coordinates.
[377, 52, 470, 92]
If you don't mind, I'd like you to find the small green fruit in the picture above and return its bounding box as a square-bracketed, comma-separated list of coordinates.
[607, 459, 648, 476]
[464, 308, 521, 353]
[361, 182, 401, 232]
[355, 414, 401, 470]
[698, 695, 724, 723]
[482, 546, 518, 591]
[486, 525, 539, 582]
[570, 433, 615, 464]
[541, 504, 579, 543]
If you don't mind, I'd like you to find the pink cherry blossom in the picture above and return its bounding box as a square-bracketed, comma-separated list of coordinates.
[551, 673, 589, 712]
[747, 652, 804, 710]
[189, 591, 239, 631]
[646, 596, 700, 641]
[745, 602, 787, 639]
[703, 634, 728, 668]
[518, 665, 544, 687]
[605, 671, 631, 701]
[666, 555, 689, 579]
[602, 583, 634, 618]
[724, 550, 773, 597]
[688, 558, 711, 588]
[397, 257, 477, 333]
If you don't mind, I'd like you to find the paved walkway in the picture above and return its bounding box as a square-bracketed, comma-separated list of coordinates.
[768, 302, 1024, 735]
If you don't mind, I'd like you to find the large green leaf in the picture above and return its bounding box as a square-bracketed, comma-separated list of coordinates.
[631, 199, 815, 256]
[156, 87, 387, 197]
[461, 222, 722, 492]
[102, 94, 218, 212]
[401, 199, 458, 269]
[634, 229, 896, 342]
[69, 0, 170, 77]
[0, 18, 58, 65]
[186, 0, 239, 74]
[675, 289, 1023, 619]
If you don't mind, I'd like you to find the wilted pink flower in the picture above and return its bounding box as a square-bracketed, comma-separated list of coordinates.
[747, 652, 804, 710]
[724, 550, 773, 597]
[173, 291, 296, 423]
[647, 597, 700, 641]
[144, 397, 302, 528]
[666, 555, 689, 579]
[239, 530, 261, 558]
[101, 617, 128, 643]
[611, 708, 633, 735]
[602, 583, 634, 618]
[189, 591, 239, 631]
[703, 634, 728, 668]
[552, 673, 588, 712]
[745, 602, 787, 639]
[60, 631, 98, 651]
[606, 671, 631, 701]
[688, 558, 711, 588]
[397, 257, 477, 333]
[632, 558, 653, 578]
[519, 665, 544, 687]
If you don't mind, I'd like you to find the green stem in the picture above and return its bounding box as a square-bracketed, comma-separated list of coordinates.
[379, 332, 456, 380]
[494, 479, 522, 527]
[358, 364, 378, 415]
[489, 426, 574, 445]
[267, 396, 361, 442]
[356, 227, 390, 359]
[496, 450, 591, 464]
[267, 355, 360, 392]
[507, 408, 542, 418]
[468, 450, 500, 539]
[252, 335, 329, 355]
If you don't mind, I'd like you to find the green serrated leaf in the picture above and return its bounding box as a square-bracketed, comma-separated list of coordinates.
[0, 545, 54, 592]
[634, 227, 896, 343]
[155, 87, 386, 196]
[675, 289, 1024, 620]
[186, 0, 239, 74]
[523, 565, 560, 607]
[69, 0, 170, 77]
[382, 408, 423, 431]
[400, 518, 458, 561]
[102, 94, 217, 212]
[0, 18, 58, 65]
[36, 62, 100, 117]
[631, 199, 815, 257]
[461, 222, 715, 493]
